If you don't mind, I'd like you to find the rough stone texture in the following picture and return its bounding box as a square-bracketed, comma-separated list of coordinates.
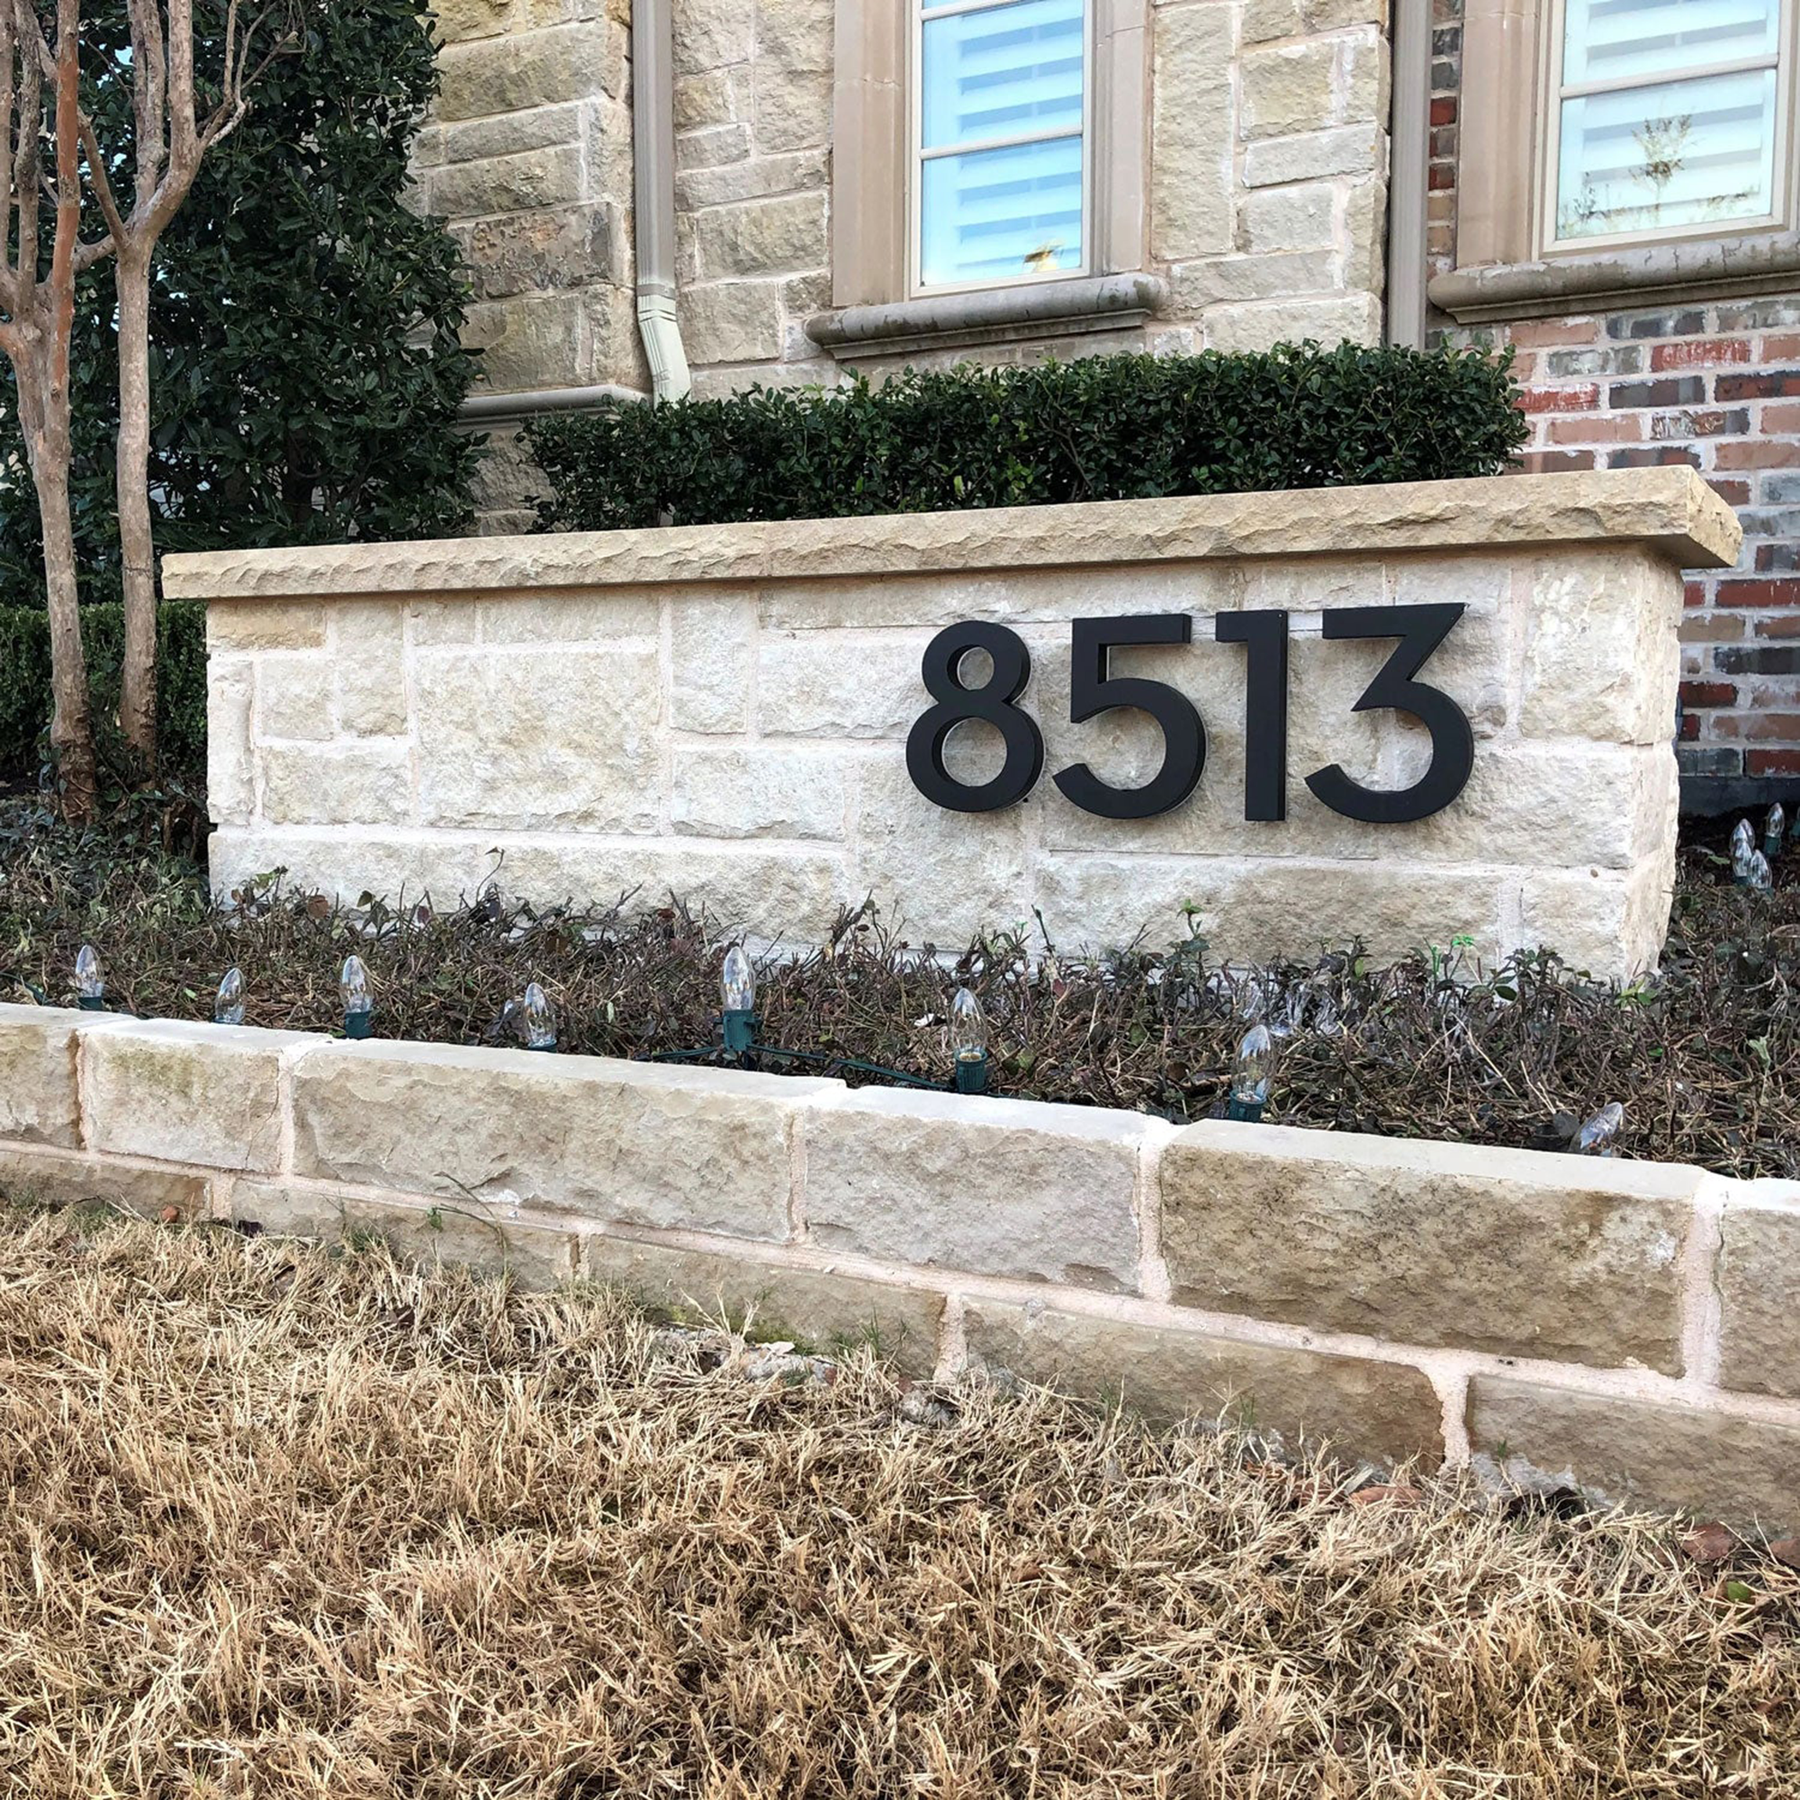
[581, 1232, 944, 1372]
[0, 1145, 208, 1218]
[0, 1004, 87, 1148]
[185, 472, 1731, 977]
[1468, 1376, 1800, 1535]
[224, 1178, 576, 1288]
[963, 1297, 1446, 1465]
[800, 1089, 1148, 1293]
[1161, 1123, 1695, 1371]
[1717, 1187, 1800, 1400]
[82, 1021, 313, 1174]
[166, 473, 1741, 598]
[292, 1040, 835, 1241]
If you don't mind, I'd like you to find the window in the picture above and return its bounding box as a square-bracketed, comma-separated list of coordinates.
[911, 0, 1091, 293]
[1546, 0, 1794, 250]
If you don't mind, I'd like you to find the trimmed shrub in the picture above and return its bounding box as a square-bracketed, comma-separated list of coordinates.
[525, 344, 1530, 532]
[0, 604, 206, 780]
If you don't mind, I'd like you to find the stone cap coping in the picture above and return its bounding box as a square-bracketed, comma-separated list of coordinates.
[162, 468, 1741, 603]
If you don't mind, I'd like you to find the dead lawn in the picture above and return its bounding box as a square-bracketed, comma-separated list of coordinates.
[0, 1212, 1794, 1798]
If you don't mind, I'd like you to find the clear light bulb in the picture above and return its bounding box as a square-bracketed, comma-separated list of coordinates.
[75, 944, 105, 1006]
[721, 945, 755, 1014]
[1768, 801, 1787, 843]
[1232, 1023, 1274, 1110]
[1750, 850, 1774, 892]
[340, 954, 374, 1037]
[951, 986, 988, 1062]
[214, 967, 245, 1026]
[520, 981, 557, 1051]
[1731, 818, 1756, 883]
[1573, 1101, 1623, 1156]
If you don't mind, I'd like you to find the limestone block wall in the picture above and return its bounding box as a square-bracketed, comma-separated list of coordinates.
[171, 471, 1737, 980]
[418, 0, 1394, 416]
[3, 1001, 1797, 1531]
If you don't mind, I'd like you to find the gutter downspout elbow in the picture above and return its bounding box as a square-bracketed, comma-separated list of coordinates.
[632, 0, 691, 402]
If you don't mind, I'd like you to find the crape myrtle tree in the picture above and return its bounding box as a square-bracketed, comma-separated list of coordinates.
[0, 0, 481, 789]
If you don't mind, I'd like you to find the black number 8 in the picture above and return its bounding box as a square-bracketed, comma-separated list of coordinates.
[905, 622, 1045, 813]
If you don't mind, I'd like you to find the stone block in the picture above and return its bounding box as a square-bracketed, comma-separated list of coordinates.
[207, 603, 326, 651]
[1238, 182, 1339, 255]
[756, 632, 926, 737]
[849, 757, 1032, 947]
[692, 191, 827, 278]
[293, 1041, 836, 1241]
[1160, 1123, 1695, 1371]
[963, 1298, 1445, 1464]
[681, 280, 786, 364]
[0, 1005, 87, 1148]
[478, 591, 662, 642]
[437, 24, 624, 121]
[207, 654, 254, 826]
[1520, 551, 1679, 745]
[1150, 7, 1233, 260]
[464, 291, 588, 392]
[671, 593, 756, 730]
[1517, 863, 1670, 978]
[463, 202, 625, 300]
[581, 1234, 944, 1371]
[1718, 1188, 1800, 1399]
[752, 65, 832, 153]
[429, 143, 584, 216]
[755, 0, 833, 70]
[677, 123, 752, 171]
[674, 70, 738, 130]
[262, 744, 412, 829]
[1203, 291, 1383, 352]
[256, 653, 335, 741]
[1241, 42, 1337, 140]
[1468, 1376, 1800, 1535]
[1243, 125, 1384, 187]
[674, 0, 754, 72]
[83, 1020, 315, 1174]
[412, 646, 661, 832]
[1339, 30, 1387, 125]
[224, 1178, 577, 1288]
[676, 147, 827, 210]
[1170, 250, 1338, 310]
[0, 1145, 208, 1218]
[334, 640, 408, 737]
[671, 745, 847, 839]
[427, 102, 584, 167]
[800, 1088, 1148, 1292]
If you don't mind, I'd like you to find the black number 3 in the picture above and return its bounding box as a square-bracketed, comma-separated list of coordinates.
[1305, 603, 1473, 824]
[905, 622, 1045, 812]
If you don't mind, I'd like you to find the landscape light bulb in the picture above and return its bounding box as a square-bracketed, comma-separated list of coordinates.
[721, 946, 756, 1014]
[520, 981, 557, 1052]
[1731, 818, 1756, 884]
[1750, 850, 1774, 893]
[340, 954, 374, 1038]
[1573, 1101, 1623, 1156]
[1767, 803, 1787, 861]
[214, 967, 245, 1027]
[1233, 1024, 1274, 1108]
[75, 944, 105, 1007]
[951, 987, 988, 1062]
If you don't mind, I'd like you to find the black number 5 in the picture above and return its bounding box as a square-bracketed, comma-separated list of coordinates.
[1305, 603, 1473, 824]
[1053, 615, 1205, 820]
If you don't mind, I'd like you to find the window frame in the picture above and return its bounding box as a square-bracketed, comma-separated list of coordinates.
[1536, 0, 1799, 257]
[907, 0, 1096, 298]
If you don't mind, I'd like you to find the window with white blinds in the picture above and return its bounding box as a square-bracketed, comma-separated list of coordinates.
[1548, 0, 1794, 247]
[913, 0, 1090, 293]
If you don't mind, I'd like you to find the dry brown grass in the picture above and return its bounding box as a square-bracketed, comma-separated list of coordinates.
[0, 1212, 1796, 1799]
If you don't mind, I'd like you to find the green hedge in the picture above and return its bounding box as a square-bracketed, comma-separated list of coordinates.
[0, 603, 207, 780]
[525, 344, 1529, 532]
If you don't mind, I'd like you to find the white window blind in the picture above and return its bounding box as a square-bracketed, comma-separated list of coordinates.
[915, 0, 1089, 292]
[1552, 0, 1790, 244]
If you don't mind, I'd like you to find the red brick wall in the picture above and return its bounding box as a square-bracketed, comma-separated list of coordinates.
[1423, 0, 1800, 794]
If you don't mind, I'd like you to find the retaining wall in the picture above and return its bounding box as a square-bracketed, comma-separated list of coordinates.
[168, 470, 1742, 983]
[3, 1000, 1796, 1532]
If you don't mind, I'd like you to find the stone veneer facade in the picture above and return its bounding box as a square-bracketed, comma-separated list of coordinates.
[4, 1000, 1798, 1532]
[171, 470, 1736, 979]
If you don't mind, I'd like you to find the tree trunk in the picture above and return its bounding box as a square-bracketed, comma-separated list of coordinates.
[115, 249, 158, 773]
[20, 367, 98, 821]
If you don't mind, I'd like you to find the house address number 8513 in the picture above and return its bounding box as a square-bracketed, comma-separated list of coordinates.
[904, 605, 1475, 825]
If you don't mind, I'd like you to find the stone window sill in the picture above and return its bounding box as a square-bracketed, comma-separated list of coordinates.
[1429, 231, 1800, 325]
[805, 272, 1168, 362]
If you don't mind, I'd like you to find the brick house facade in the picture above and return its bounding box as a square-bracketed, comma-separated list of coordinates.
[425, 0, 1800, 808]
